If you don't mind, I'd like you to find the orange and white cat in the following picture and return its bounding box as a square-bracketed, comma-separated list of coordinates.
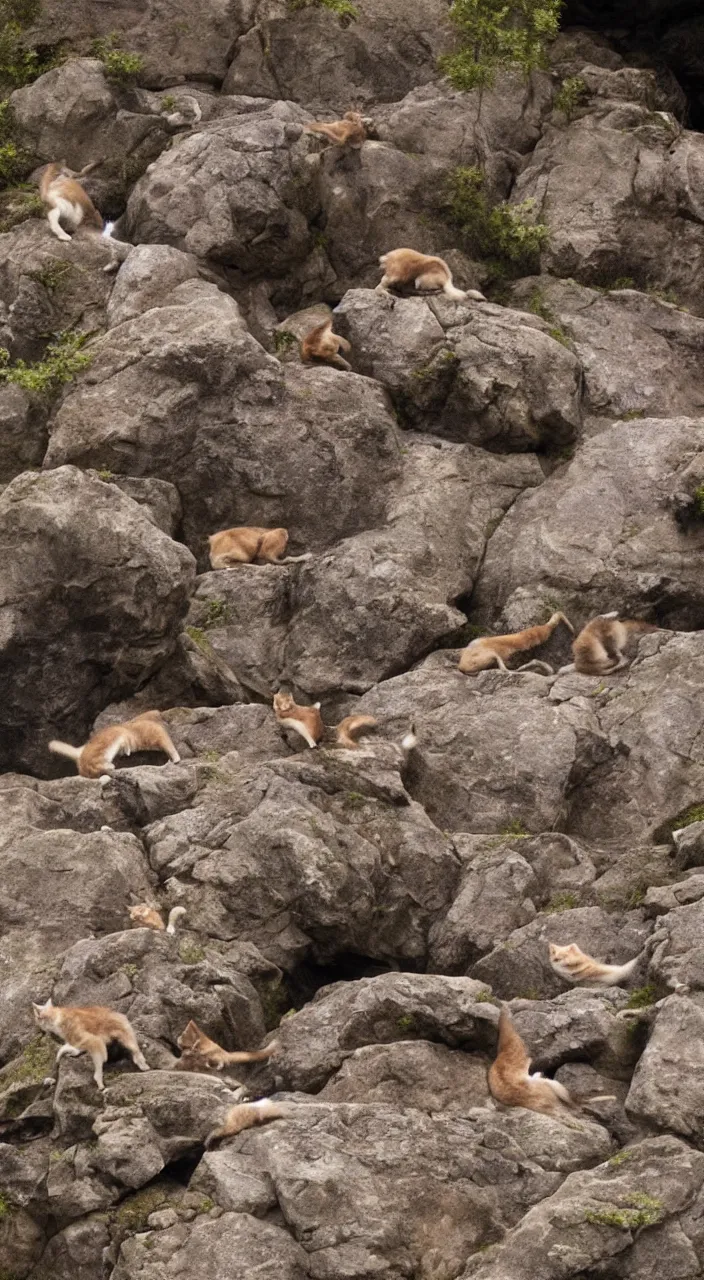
[459, 613, 573, 675]
[273, 691, 324, 748]
[208, 526, 312, 569]
[49, 711, 180, 779]
[335, 715, 378, 748]
[39, 161, 128, 271]
[548, 942, 642, 987]
[205, 1099, 288, 1146]
[488, 1007, 577, 1119]
[175, 1020, 278, 1073]
[32, 999, 149, 1092]
[305, 110, 367, 147]
[128, 904, 186, 935]
[570, 613, 660, 675]
[377, 249, 486, 303]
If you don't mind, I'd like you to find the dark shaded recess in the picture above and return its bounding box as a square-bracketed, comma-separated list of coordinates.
[287, 952, 422, 1009]
[564, 0, 704, 127]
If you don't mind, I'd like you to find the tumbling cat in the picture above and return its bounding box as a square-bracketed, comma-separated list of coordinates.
[175, 1020, 278, 1073]
[49, 711, 180, 779]
[548, 942, 642, 987]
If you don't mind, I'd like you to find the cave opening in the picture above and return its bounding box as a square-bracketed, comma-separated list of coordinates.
[563, 0, 704, 129]
[287, 952, 422, 1009]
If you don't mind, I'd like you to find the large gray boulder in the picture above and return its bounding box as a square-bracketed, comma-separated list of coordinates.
[463, 1135, 704, 1280]
[471, 417, 704, 632]
[514, 81, 704, 311]
[28, 1, 242, 87]
[11, 59, 168, 208]
[124, 103, 315, 275]
[626, 996, 704, 1142]
[44, 280, 401, 560]
[223, 0, 453, 111]
[334, 290, 582, 449]
[185, 1100, 609, 1279]
[271, 972, 496, 1092]
[0, 219, 115, 362]
[143, 752, 460, 974]
[0, 467, 195, 775]
[281, 438, 543, 695]
[510, 276, 704, 420]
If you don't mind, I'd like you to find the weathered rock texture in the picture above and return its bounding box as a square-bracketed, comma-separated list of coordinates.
[1, 9, 704, 1280]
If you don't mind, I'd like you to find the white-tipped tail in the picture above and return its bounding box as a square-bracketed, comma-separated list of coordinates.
[599, 956, 641, 986]
[48, 739, 82, 762]
[401, 727, 417, 752]
[166, 906, 187, 935]
[102, 221, 115, 239]
[442, 282, 467, 302]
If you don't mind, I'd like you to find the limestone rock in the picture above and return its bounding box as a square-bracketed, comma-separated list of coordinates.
[0, 467, 195, 774]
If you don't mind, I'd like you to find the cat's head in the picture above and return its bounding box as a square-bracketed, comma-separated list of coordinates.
[32, 998, 56, 1026]
[548, 942, 581, 963]
[177, 1020, 204, 1052]
[273, 691, 295, 716]
[129, 904, 156, 926]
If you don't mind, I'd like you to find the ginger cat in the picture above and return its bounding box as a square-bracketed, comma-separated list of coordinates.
[129, 904, 186, 935]
[49, 710, 180, 779]
[488, 1007, 577, 1119]
[39, 161, 103, 242]
[32, 999, 149, 1092]
[175, 1021, 278, 1073]
[205, 1099, 287, 1147]
[571, 613, 660, 675]
[377, 249, 485, 303]
[208, 526, 311, 569]
[305, 110, 367, 147]
[549, 942, 642, 987]
[488, 1008, 613, 1120]
[300, 318, 352, 371]
[459, 613, 573, 675]
[335, 714, 378, 748]
[273, 691, 324, 748]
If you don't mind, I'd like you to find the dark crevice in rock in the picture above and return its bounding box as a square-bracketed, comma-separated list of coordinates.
[287, 953, 420, 1009]
[564, 1, 704, 127]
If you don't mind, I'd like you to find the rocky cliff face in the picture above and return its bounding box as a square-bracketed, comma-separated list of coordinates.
[2, 4, 704, 1279]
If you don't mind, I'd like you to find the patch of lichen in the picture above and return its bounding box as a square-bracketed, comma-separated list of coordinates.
[113, 1185, 172, 1232]
[584, 1192, 663, 1230]
[0, 1035, 54, 1090]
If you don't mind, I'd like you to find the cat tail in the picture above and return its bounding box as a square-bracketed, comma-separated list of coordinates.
[48, 740, 82, 762]
[495, 1007, 531, 1074]
[222, 1039, 279, 1064]
[602, 955, 642, 985]
[335, 715, 378, 748]
[204, 1099, 287, 1147]
[166, 906, 186, 935]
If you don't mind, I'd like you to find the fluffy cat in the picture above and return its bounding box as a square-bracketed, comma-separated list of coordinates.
[49, 710, 180, 779]
[205, 1099, 288, 1147]
[32, 999, 149, 1091]
[548, 942, 642, 987]
[175, 1020, 278, 1073]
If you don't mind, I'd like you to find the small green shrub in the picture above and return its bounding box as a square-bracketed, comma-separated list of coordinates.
[91, 34, 144, 82]
[0, 329, 92, 394]
[444, 166, 548, 275]
[201, 598, 230, 629]
[500, 818, 530, 837]
[0, 184, 42, 231]
[627, 985, 656, 1010]
[397, 1014, 415, 1033]
[114, 1185, 170, 1231]
[0, 1192, 12, 1219]
[607, 1149, 634, 1167]
[287, 0, 358, 21]
[160, 94, 176, 112]
[439, 0, 562, 94]
[694, 486, 704, 517]
[273, 329, 297, 356]
[0, 1, 58, 94]
[179, 941, 205, 965]
[544, 891, 578, 913]
[554, 75, 588, 121]
[27, 258, 73, 292]
[96, 467, 114, 481]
